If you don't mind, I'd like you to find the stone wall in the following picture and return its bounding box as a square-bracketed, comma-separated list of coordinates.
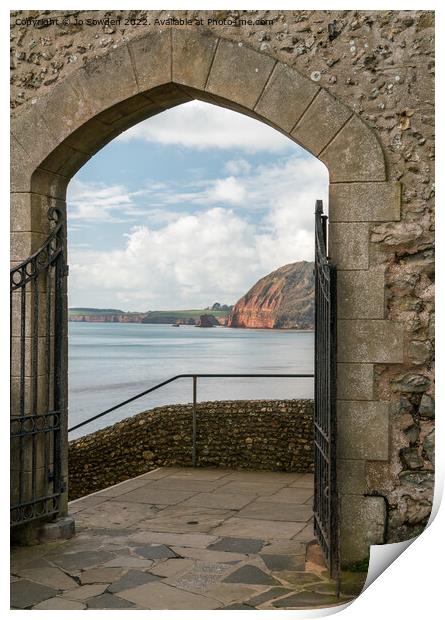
[68, 399, 314, 500]
[10, 10, 434, 554]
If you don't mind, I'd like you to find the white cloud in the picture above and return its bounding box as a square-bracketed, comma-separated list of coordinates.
[117, 101, 292, 152]
[68, 179, 136, 222]
[69, 208, 259, 309]
[208, 177, 247, 204]
[68, 145, 329, 310]
[224, 159, 252, 175]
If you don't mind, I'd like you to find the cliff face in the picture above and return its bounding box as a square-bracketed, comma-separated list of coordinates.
[227, 261, 315, 329]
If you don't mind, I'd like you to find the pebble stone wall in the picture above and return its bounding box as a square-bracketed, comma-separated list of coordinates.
[68, 399, 314, 500]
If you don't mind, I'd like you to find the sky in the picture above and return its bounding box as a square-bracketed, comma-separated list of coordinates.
[67, 100, 328, 311]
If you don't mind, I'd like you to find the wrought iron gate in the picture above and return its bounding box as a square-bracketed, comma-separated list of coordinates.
[10, 208, 66, 526]
[313, 200, 340, 590]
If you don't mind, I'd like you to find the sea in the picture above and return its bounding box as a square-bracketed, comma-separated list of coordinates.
[68, 322, 314, 439]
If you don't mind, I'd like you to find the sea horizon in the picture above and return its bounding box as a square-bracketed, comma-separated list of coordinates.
[68, 322, 314, 440]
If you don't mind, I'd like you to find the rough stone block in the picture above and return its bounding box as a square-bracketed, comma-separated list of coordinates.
[337, 268, 386, 319]
[337, 401, 389, 460]
[31, 169, 68, 201]
[11, 335, 51, 378]
[320, 115, 386, 182]
[338, 459, 367, 495]
[292, 89, 352, 155]
[64, 117, 118, 154]
[329, 182, 401, 222]
[255, 63, 319, 132]
[10, 231, 46, 262]
[11, 289, 56, 339]
[340, 495, 386, 564]
[10, 374, 52, 416]
[337, 363, 374, 400]
[39, 143, 90, 178]
[35, 78, 94, 147]
[329, 222, 369, 270]
[206, 39, 275, 110]
[11, 103, 57, 164]
[129, 30, 171, 93]
[37, 515, 75, 542]
[338, 320, 405, 363]
[72, 44, 138, 118]
[10, 135, 35, 193]
[10, 193, 48, 234]
[173, 28, 219, 90]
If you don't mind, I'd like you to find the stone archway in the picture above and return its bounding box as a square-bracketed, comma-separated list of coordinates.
[10, 28, 403, 565]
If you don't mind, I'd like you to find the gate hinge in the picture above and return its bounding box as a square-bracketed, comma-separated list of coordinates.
[60, 480, 67, 493]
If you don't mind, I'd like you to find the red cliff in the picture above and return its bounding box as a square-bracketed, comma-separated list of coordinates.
[227, 261, 315, 329]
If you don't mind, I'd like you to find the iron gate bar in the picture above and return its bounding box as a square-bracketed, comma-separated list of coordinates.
[10, 207, 67, 527]
[314, 199, 340, 594]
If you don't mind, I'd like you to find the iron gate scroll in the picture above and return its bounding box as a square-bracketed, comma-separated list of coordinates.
[10, 208, 66, 526]
[313, 200, 340, 589]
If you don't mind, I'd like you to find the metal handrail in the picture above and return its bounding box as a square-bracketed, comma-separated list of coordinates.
[68, 374, 314, 463]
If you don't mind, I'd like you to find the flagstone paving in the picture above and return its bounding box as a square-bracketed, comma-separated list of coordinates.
[10, 466, 366, 610]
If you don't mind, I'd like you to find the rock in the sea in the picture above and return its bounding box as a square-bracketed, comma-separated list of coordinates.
[195, 314, 218, 327]
[227, 261, 314, 329]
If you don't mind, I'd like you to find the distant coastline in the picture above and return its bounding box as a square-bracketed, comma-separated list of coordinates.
[68, 307, 230, 326]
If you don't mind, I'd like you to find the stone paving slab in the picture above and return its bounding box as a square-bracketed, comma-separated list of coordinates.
[69, 495, 109, 514]
[10, 467, 360, 611]
[245, 585, 295, 607]
[49, 549, 115, 572]
[165, 468, 232, 481]
[150, 558, 196, 578]
[181, 491, 257, 510]
[79, 566, 125, 584]
[137, 506, 235, 534]
[118, 486, 197, 505]
[223, 564, 280, 586]
[76, 499, 163, 528]
[144, 477, 231, 493]
[272, 590, 340, 608]
[289, 475, 316, 488]
[116, 581, 221, 609]
[127, 530, 218, 548]
[33, 597, 86, 610]
[210, 516, 307, 540]
[63, 584, 108, 601]
[107, 569, 161, 593]
[170, 545, 247, 563]
[103, 555, 154, 569]
[261, 540, 307, 555]
[238, 500, 313, 522]
[269, 487, 314, 503]
[132, 543, 179, 560]
[15, 565, 78, 590]
[208, 536, 264, 554]
[220, 470, 309, 483]
[94, 477, 152, 498]
[292, 523, 316, 542]
[260, 553, 306, 572]
[166, 560, 234, 593]
[86, 592, 139, 609]
[204, 581, 267, 604]
[11, 579, 59, 609]
[212, 481, 288, 496]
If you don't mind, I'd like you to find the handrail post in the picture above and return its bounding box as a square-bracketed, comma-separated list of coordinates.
[192, 375, 197, 467]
